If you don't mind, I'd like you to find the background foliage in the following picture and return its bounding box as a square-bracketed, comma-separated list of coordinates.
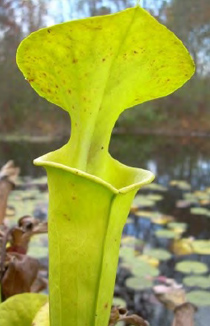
[1, 0, 210, 136]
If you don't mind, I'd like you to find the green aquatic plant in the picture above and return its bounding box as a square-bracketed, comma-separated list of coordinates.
[155, 229, 178, 239]
[183, 275, 210, 289]
[192, 240, 210, 254]
[0, 4, 194, 326]
[186, 290, 210, 306]
[175, 261, 208, 274]
[143, 248, 172, 261]
[125, 276, 153, 291]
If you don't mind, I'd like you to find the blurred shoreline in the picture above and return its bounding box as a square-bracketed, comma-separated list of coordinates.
[1, 127, 210, 143]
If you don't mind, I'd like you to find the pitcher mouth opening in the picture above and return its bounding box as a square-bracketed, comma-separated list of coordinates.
[34, 153, 155, 195]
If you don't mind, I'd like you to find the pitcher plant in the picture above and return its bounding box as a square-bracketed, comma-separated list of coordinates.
[0, 4, 194, 326]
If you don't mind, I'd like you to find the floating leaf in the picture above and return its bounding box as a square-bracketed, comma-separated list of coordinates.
[31, 176, 48, 185]
[183, 276, 210, 289]
[142, 183, 167, 192]
[175, 261, 208, 274]
[170, 180, 191, 190]
[186, 291, 210, 306]
[137, 254, 159, 267]
[135, 211, 173, 225]
[147, 194, 163, 202]
[119, 246, 137, 262]
[121, 236, 143, 248]
[190, 207, 210, 216]
[184, 193, 197, 200]
[193, 191, 209, 201]
[112, 297, 127, 307]
[152, 214, 174, 225]
[191, 240, 210, 255]
[143, 248, 172, 261]
[155, 229, 178, 239]
[181, 194, 198, 205]
[125, 277, 153, 291]
[132, 195, 155, 208]
[135, 210, 160, 219]
[132, 260, 159, 277]
[168, 222, 187, 234]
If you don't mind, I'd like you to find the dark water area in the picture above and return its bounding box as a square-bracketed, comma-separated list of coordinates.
[110, 135, 210, 190]
[1, 134, 210, 189]
[1, 134, 210, 326]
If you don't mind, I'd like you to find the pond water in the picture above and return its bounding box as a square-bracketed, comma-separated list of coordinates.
[1, 134, 210, 188]
[1, 134, 210, 326]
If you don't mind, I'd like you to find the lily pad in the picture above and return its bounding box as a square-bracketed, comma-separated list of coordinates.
[190, 207, 210, 216]
[31, 176, 48, 185]
[155, 229, 178, 239]
[121, 236, 143, 248]
[170, 180, 191, 190]
[175, 261, 208, 274]
[152, 214, 174, 225]
[135, 210, 160, 219]
[183, 276, 210, 289]
[193, 191, 209, 201]
[184, 193, 197, 200]
[132, 195, 155, 208]
[142, 183, 167, 192]
[143, 248, 172, 261]
[138, 254, 159, 267]
[181, 194, 198, 205]
[147, 194, 164, 202]
[132, 260, 159, 277]
[186, 290, 210, 306]
[113, 297, 127, 307]
[134, 211, 173, 225]
[168, 222, 187, 234]
[119, 246, 136, 262]
[191, 240, 210, 255]
[125, 276, 153, 291]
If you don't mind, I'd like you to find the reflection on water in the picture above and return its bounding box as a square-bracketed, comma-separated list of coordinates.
[110, 135, 210, 189]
